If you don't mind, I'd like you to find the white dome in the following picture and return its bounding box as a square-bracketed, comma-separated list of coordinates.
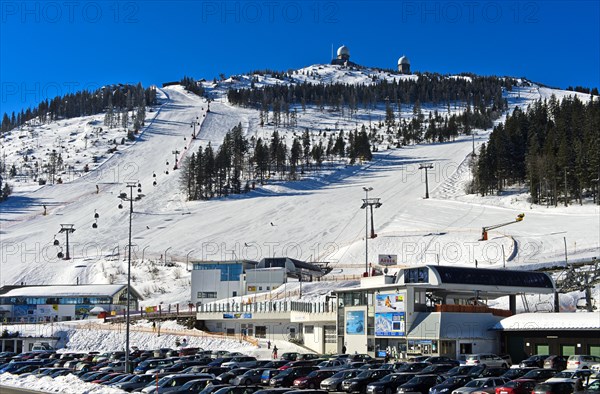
[337, 45, 350, 57]
[398, 55, 410, 65]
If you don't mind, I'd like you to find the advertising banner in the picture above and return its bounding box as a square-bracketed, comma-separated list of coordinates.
[345, 310, 365, 335]
[375, 293, 406, 336]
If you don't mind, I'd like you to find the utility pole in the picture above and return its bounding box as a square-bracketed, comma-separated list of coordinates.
[419, 163, 434, 199]
[118, 181, 144, 374]
[190, 116, 200, 139]
[58, 224, 75, 260]
[172, 150, 180, 170]
[361, 187, 382, 277]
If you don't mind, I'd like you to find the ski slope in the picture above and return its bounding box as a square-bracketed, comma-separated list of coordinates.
[0, 65, 598, 299]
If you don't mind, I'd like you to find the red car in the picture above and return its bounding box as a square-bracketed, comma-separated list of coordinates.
[293, 370, 337, 389]
[495, 379, 537, 394]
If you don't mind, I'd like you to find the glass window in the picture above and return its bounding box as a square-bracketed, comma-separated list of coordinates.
[536, 344, 550, 354]
[561, 345, 576, 356]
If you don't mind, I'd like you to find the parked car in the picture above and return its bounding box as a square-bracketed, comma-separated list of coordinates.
[222, 356, 258, 369]
[546, 369, 594, 391]
[140, 373, 203, 393]
[494, 379, 537, 394]
[253, 389, 292, 394]
[501, 367, 538, 381]
[231, 368, 271, 386]
[217, 368, 251, 383]
[212, 386, 263, 394]
[444, 366, 484, 378]
[321, 369, 362, 391]
[568, 356, 600, 370]
[261, 369, 282, 385]
[519, 368, 558, 382]
[545, 357, 569, 371]
[451, 377, 510, 394]
[429, 375, 474, 394]
[417, 364, 456, 375]
[269, 366, 319, 387]
[479, 367, 509, 378]
[293, 369, 337, 389]
[531, 381, 575, 394]
[425, 357, 460, 367]
[318, 359, 347, 369]
[465, 354, 509, 369]
[114, 373, 156, 391]
[520, 356, 550, 368]
[366, 372, 418, 394]
[397, 363, 430, 373]
[396, 374, 445, 394]
[168, 378, 219, 394]
[280, 353, 302, 362]
[574, 379, 600, 394]
[341, 369, 392, 393]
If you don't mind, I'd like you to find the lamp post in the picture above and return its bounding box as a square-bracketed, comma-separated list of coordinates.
[360, 187, 382, 276]
[419, 163, 434, 199]
[118, 181, 144, 374]
[58, 224, 75, 260]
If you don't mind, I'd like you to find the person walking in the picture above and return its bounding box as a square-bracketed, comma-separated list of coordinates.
[152, 321, 156, 332]
[272, 345, 278, 359]
[267, 340, 271, 349]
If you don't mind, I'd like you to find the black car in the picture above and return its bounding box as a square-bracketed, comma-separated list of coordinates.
[321, 369, 362, 391]
[212, 385, 263, 394]
[417, 364, 456, 375]
[366, 372, 418, 394]
[532, 381, 574, 394]
[501, 367, 538, 381]
[544, 356, 568, 371]
[443, 366, 483, 378]
[520, 356, 550, 368]
[114, 373, 156, 391]
[341, 369, 392, 393]
[397, 363, 430, 373]
[424, 357, 460, 367]
[429, 375, 473, 394]
[479, 367, 509, 377]
[396, 374, 445, 394]
[269, 366, 319, 387]
[520, 369, 558, 382]
[200, 384, 233, 394]
[217, 367, 251, 383]
[168, 378, 216, 393]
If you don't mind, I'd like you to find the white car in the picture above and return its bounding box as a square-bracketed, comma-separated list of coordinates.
[567, 355, 600, 370]
[220, 356, 258, 369]
[544, 369, 593, 391]
[464, 354, 509, 368]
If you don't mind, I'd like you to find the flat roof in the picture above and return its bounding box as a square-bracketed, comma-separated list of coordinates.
[0, 284, 135, 298]
[493, 312, 600, 331]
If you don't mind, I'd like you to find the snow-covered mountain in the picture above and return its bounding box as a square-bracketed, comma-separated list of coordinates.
[1, 64, 598, 308]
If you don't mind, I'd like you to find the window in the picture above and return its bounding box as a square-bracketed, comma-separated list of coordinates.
[198, 292, 217, 299]
[535, 344, 549, 355]
[305, 325, 314, 334]
[405, 267, 429, 283]
[561, 345, 575, 356]
[324, 325, 336, 343]
[589, 345, 600, 357]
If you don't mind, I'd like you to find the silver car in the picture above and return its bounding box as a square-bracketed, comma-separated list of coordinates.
[452, 377, 510, 394]
[464, 354, 509, 369]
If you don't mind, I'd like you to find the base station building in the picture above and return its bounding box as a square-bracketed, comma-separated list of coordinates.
[196, 265, 563, 360]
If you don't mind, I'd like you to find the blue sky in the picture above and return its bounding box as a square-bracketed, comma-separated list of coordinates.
[1, 0, 599, 116]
